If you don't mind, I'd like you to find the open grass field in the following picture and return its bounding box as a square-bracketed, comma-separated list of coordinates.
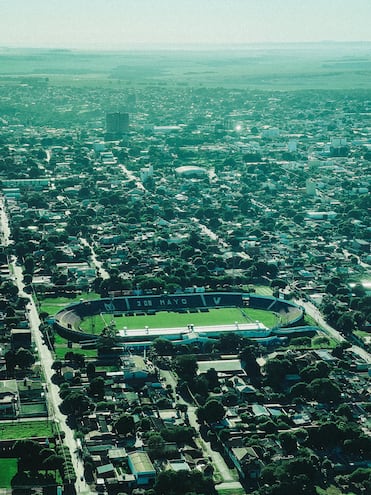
[0, 421, 53, 441]
[354, 329, 371, 341]
[39, 292, 100, 316]
[54, 346, 97, 360]
[19, 403, 48, 416]
[216, 488, 245, 495]
[243, 285, 273, 296]
[79, 307, 278, 335]
[53, 332, 98, 359]
[0, 459, 17, 488]
[316, 486, 357, 495]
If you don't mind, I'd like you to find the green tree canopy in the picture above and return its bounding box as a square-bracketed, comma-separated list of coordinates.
[197, 398, 225, 424]
[154, 469, 214, 495]
[114, 413, 135, 436]
[173, 355, 198, 382]
[60, 390, 93, 417]
[89, 376, 105, 398]
[15, 348, 35, 369]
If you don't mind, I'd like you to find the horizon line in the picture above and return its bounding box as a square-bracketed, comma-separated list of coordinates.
[1, 40, 371, 52]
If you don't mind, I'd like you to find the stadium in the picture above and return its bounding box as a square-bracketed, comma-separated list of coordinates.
[53, 292, 316, 349]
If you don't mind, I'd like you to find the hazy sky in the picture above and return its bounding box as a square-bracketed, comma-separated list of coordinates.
[1, 0, 371, 49]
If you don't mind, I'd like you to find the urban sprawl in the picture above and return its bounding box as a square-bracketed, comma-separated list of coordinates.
[0, 72, 370, 495]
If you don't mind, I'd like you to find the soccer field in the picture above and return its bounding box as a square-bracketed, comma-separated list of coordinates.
[79, 307, 278, 335]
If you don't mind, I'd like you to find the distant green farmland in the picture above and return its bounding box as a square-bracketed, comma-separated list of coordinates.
[79, 307, 278, 335]
[1, 46, 371, 92]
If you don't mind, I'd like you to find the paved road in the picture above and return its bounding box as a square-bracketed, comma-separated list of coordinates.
[119, 163, 145, 191]
[158, 368, 243, 490]
[191, 218, 229, 250]
[0, 196, 93, 495]
[296, 298, 371, 364]
[296, 299, 346, 343]
[80, 237, 110, 280]
[342, 248, 370, 270]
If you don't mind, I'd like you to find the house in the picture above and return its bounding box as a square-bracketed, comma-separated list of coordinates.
[234, 377, 257, 398]
[252, 404, 270, 417]
[127, 451, 156, 486]
[121, 356, 157, 385]
[158, 408, 179, 425]
[108, 447, 127, 464]
[197, 359, 245, 379]
[61, 366, 75, 381]
[226, 439, 263, 480]
[10, 329, 32, 349]
[0, 379, 19, 418]
[18, 378, 44, 400]
[96, 463, 115, 479]
[167, 459, 191, 472]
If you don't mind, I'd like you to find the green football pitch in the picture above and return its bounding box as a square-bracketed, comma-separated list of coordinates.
[79, 307, 278, 335]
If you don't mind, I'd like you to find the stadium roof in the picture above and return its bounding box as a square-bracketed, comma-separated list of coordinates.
[117, 322, 268, 340]
[175, 165, 208, 177]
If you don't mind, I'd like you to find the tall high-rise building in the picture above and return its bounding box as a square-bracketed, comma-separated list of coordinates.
[106, 111, 129, 135]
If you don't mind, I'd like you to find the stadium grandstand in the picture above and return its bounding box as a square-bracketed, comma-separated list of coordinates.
[53, 292, 310, 348]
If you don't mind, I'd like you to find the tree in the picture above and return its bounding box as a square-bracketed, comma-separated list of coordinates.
[325, 281, 338, 295]
[264, 357, 296, 389]
[271, 279, 287, 289]
[140, 417, 152, 431]
[243, 152, 262, 163]
[0, 280, 18, 297]
[147, 432, 166, 458]
[39, 311, 50, 321]
[86, 362, 96, 378]
[336, 312, 354, 334]
[23, 256, 35, 274]
[301, 362, 329, 382]
[239, 344, 262, 379]
[260, 452, 319, 495]
[160, 425, 195, 444]
[13, 440, 43, 472]
[23, 273, 33, 285]
[204, 368, 219, 390]
[43, 454, 64, 473]
[65, 351, 85, 368]
[309, 378, 341, 403]
[332, 341, 351, 358]
[214, 332, 244, 353]
[221, 391, 238, 407]
[15, 348, 35, 370]
[290, 382, 309, 400]
[97, 334, 120, 356]
[5, 350, 16, 375]
[153, 338, 175, 356]
[173, 355, 198, 382]
[336, 403, 353, 420]
[114, 413, 135, 435]
[89, 376, 105, 398]
[51, 360, 63, 375]
[279, 432, 298, 454]
[352, 283, 366, 298]
[198, 399, 225, 424]
[60, 390, 92, 417]
[154, 469, 214, 495]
